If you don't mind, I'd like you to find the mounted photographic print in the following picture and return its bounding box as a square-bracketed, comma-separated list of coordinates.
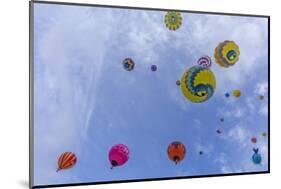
[30, 1, 270, 188]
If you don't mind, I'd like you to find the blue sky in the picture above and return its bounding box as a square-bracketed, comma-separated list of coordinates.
[33, 2, 269, 186]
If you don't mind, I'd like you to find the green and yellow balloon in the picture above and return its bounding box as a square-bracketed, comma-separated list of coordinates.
[214, 40, 240, 68]
[164, 11, 182, 31]
[181, 66, 216, 103]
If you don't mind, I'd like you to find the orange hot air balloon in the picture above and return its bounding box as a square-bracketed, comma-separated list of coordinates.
[167, 141, 186, 164]
[57, 152, 77, 172]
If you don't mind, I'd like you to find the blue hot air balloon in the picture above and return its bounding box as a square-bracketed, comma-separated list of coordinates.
[225, 93, 230, 98]
[252, 148, 262, 165]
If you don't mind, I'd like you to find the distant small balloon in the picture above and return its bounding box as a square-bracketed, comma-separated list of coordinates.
[251, 137, 257, 143]
[123, 58, 135, 71]
[151, 65, 157, 71]
[225, 93, 230, 98]
[262, 132, 267, 137]
[199, 151, 203, 155]
[220, 118, 224, 122]
[259, 95, 264, 100]
[233, 90, 241, 98]
[176, 80, 181, 86]
[216, 129, 222, 134]
[197, 55, 212, 68]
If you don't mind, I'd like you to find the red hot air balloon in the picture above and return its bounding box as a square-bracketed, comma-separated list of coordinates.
[167, 141, 186, 164]
[108, 144, 130, 169]
[251, 137, 257, 143]
[57, 152, 77, 172]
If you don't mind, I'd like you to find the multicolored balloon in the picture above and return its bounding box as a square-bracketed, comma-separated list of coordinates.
[167, 141, 186, 164]
[164, 11, 182, 31]
[252, 148, 262, 165]
[123, 58, 135, 71]
[151, 65, 157, 72]
[57, 152, 77, 172]
[214, 41, 240, 68]
[180, 65, 216, 103]
[108, 144, 130, 169]
[197, 55, 212, 68]
[233, 89, 241, 97]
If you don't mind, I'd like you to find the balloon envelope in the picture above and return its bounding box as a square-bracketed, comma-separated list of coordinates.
[123, 58, 135, 71]
[167, 141, 186, 164]
[57, 152, 77, 172]
[164, 11, 182, 31]
[180, 65, 216, 103]
[214, 40, 240, 68]
[225, 93, 230, 98]
[252, 148, 262, 165]
[197, 55, 212, 68]
[233, 90, 241, 97]
[151, 65, 157, 71]
[251, 137, 257, 143]
[108, 144, 130, 168]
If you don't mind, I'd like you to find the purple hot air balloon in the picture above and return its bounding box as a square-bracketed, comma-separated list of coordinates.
[197, 55, 212, 68]
[151, 65, 157, 71]
[108, 144, 130, 169]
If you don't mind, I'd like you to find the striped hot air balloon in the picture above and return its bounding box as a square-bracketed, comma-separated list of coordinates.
[57, 152, 77, 172]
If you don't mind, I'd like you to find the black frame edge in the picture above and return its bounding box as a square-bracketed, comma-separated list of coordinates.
[32, 0, 270, 18]
[29, 1, 35, 188]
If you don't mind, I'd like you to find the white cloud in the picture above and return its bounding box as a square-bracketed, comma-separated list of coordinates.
[34, 5, 119, 184]
[255, 81, 268, 95]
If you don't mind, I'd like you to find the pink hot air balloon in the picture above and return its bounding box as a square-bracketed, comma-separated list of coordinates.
[108, 144, 130, 169]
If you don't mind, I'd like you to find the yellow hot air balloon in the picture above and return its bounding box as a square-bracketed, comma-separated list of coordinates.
[233, 89, 241, 97]
[164, 11, 182, 31]
[214, 41, 240, 68]
[181, 65, 216, 103]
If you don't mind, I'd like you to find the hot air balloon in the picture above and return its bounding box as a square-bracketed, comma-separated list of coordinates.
[197, 55, 212, 68]
[176, 80, 181, 86]
[259, 95, 264, 100]
[123, 58, 135, 71]
[180, 65, 216, 103]
[108, 144, 129, 169]
[262, 132, 267, 137]
[151, 65, 157, 72]
[214, 41, 240, 68]
[225, 93, 230, 98]
[251, 137, 257, 143]
[233, 90, 241, 97]
[57, 152, 77, 172]
[220, 118, 224, 122]
[199, 151, 203, 155]
[167, 141, 186, 164]
[216, 129, 222, 134]
[252, 148, 262, 165]
[164, 11, 182, 31]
